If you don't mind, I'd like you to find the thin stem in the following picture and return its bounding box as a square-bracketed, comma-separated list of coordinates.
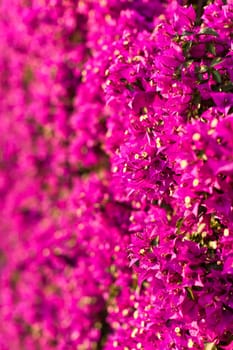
[196, 0, 207, 25]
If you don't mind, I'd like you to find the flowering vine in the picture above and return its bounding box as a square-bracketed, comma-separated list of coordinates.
[0, 1, 233, 349]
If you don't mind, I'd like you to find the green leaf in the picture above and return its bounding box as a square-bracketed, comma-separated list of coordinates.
[186, 287, 195, 300]
[207, 262, 223, 271]
[210, 57, 223, 67]
[181, 30, 194, 36]
[212, 70, 222, 83]
[204, 343, 217, 350]
[126, 83, 134, 92]
[184, 59, 194, 68]
[199, 27, 218, 36]
[182, 40, 193, 54]
[222, 82, 233, 92]
[207, 42, 216, 56]
[176, 218, 184, 233]
[197, 73, 209, 83]
[200, 65, 209, 73]
[151, 236, 160, 247]
[195, 149, 207, 161]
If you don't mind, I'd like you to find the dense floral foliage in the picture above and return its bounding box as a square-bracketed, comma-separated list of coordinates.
[0, 0, 233, 349]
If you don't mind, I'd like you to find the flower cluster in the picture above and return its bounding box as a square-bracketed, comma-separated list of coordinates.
[0, 0, 233, 349]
